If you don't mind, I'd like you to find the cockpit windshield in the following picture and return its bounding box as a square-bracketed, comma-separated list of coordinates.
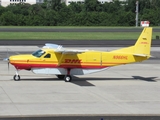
[32, 49, 46, 58]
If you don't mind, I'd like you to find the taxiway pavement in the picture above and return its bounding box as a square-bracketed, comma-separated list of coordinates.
[0, 46, 160, 117]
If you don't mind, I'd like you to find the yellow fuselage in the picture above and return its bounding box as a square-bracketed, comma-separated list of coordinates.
[9, 48, 148, 70]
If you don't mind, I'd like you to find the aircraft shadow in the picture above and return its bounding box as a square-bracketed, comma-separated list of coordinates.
[20, 77, 95, 86]
[20, 77, 62, 81]
[132, 76, 157, 82]
[19, 75, 158, 86]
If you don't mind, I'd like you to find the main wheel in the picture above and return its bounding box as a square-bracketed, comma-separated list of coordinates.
[56, 75, 65, 80]
[13, 75, 20, 81]
[64, 75, 72, 82]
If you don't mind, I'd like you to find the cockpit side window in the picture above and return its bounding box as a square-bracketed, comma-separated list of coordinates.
[44, 53, 51, 58]
[32, 50, 46, 58]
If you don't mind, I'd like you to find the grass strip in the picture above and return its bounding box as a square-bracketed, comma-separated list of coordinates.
[0, 32, 158, 40]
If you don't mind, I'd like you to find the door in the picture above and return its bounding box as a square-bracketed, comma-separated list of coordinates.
[86, 52, 101, 68]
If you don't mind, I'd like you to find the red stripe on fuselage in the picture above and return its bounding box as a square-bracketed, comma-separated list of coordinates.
[11, 63, 107, 69]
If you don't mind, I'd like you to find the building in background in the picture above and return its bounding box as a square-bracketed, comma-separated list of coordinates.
[0, 0, 126, 7]
[0, 0, 44, 7]
[63, 0, 84, 6]
[64, 0, 126, 6]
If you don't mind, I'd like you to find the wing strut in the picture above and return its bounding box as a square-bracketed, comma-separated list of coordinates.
[57, 53, 64, 66]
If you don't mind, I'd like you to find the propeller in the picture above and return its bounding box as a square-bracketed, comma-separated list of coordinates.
[3, 58, 10, 72]
[3, 47, 20, 72]
[3, 48, 10, 72]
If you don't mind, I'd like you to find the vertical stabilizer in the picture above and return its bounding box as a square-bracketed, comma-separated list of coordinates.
[134, 27, 152, 56]
[111, 27, 152, 57]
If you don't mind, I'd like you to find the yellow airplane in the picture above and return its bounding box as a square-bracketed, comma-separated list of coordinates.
[8, 27, 152, 82]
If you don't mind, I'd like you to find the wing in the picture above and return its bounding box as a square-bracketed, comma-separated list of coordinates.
[55, 49, 88, 54]
[43, 43, 63, 50]
[43, 43, 89, 54]
[43, 43, 89, 66]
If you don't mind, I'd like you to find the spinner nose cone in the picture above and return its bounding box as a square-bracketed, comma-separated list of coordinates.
[3, 58, 9, 62]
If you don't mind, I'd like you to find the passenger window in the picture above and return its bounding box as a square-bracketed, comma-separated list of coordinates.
[44, 54, 51, 58]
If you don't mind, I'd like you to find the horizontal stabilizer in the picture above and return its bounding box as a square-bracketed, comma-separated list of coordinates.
[133, 54, 151, 57]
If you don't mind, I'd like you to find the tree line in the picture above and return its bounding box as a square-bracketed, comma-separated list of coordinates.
[0, 0, 160, 26]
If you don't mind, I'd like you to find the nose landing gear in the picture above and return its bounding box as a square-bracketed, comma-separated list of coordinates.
[13, 70, 20, 81]
[13, 75, 20, 81]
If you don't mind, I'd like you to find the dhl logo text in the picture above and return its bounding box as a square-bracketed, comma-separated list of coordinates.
[141, 42, 148, 44]
[113, 55, 128, 60]
[64, 59, 82, 63]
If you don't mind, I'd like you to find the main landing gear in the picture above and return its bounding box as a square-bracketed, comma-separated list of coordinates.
[64, 68, 72, 82]
[57, 69, 72, 82]
[64, 75, 72, 82]
[13, 68, 72, 82]
[56, 75, 65, 80]
[57, 75, 72, 82]
[13, 70, 20, 81]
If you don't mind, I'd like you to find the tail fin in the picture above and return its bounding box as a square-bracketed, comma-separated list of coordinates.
[111, 27, 152, 57]
[134, 27, 152, 56]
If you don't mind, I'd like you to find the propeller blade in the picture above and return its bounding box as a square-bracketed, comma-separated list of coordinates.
[3, 58, 10, 72]
[4, 48, 10, 73]
[8, 61, 9, 72]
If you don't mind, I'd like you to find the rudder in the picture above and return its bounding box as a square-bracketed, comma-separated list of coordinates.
[134, 27, 152, 56]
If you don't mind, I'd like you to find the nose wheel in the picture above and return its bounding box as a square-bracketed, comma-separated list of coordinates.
[13, 70, 21, 81]
[13, 75, 20, 81]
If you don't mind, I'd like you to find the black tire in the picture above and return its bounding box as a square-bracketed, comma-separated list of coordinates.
[13, 75, 20, 81]
[64, 75, 72, 82]
[57, 75, 65, 80]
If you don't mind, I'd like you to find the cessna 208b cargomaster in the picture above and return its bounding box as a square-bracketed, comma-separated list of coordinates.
[7, 27, 152, 82]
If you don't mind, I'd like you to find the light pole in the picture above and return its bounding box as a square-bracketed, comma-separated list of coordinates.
[47, 0, 52, 8]
[135, 1, 139, 27]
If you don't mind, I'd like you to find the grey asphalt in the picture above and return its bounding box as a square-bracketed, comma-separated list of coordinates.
[0, 39, 160, 47]
[0, 116, 159, 120]
[0, 28, 160, 119]
[0, 46, 160, 120]
[0, 27, 160, 32]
